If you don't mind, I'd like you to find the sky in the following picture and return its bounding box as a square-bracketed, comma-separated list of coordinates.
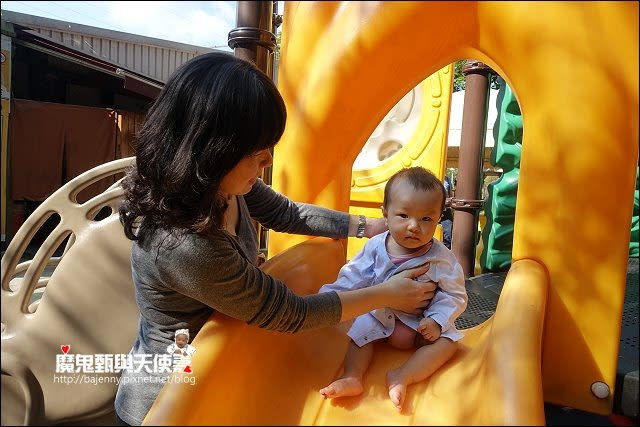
[1, 1, 284, 50]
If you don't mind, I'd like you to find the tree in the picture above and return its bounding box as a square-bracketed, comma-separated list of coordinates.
[453, 60, 467, 92]
[275, 31, 281, 62]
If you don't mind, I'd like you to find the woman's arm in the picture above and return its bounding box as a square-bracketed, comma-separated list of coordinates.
[154, 232, 434, 332]
[319, 237, 435, 320]
[244, 179, 385, 238]
[338, 263, 434, 321]
[156, 232, 341, 333]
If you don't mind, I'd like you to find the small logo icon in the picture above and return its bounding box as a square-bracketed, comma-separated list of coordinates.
[168, 329, 196, 374]
[61, 345, 70, 354]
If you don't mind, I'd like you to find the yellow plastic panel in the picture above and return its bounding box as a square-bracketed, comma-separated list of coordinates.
[145, 241, 547, 425]
[347, 68, 452, 259]
[508, 2, 638, 412]
[267, 1, 637, 414]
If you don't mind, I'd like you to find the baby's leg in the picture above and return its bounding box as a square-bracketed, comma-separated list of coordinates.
[388, 318, 417, 350]
[386, 337, 458, 412]
[320, 340, 373, 399]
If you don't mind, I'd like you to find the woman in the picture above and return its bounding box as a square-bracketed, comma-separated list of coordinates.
[115, 51, 435, 425]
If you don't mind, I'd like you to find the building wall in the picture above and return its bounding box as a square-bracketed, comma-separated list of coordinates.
[2, 10, 216, 83]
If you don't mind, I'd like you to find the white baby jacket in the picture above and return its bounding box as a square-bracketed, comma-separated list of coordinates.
[319, 231, 467, 347]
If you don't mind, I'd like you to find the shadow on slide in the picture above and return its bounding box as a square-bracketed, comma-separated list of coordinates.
[144, 238, 548, 425]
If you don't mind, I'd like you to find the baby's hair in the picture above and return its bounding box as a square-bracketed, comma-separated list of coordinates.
[175, 329, 189, 340]
[383, 167, 447, 213]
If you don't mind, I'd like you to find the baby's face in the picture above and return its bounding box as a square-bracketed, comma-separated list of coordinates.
[175, 334, 188, 348]
[383, 180, 442, 250]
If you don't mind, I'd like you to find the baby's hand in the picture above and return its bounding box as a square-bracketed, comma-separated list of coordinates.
[417, 317, 441, 341]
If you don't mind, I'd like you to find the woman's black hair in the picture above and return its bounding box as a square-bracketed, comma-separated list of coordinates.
[119, 51, 286, 243]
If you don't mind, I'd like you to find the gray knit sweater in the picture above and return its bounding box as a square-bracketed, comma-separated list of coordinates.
[114, 179, 347, 425]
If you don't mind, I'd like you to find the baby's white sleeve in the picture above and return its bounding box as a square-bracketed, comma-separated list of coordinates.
[424, 260, 467, 333]
[319, 241, 376, 293]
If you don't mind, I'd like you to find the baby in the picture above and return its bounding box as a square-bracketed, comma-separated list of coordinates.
[166, 329, 197, 357]
[319, 166, 467, 412]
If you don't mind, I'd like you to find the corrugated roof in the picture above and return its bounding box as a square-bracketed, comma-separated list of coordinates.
[6, 19, 164, 99]
[1, 10, 219, 83]
[1, 10, 216, 54]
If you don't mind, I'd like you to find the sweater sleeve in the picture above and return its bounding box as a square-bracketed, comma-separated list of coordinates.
[155, 232, 342, 333]
[244, 179, 350, 238]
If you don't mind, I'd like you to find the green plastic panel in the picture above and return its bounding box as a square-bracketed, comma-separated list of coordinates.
[630, 166, 639, 257]
[481, 80, 521, 271]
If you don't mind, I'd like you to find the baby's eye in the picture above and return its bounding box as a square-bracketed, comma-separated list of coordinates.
[422, 217, 432, 222]
[399, 214, 408, 219]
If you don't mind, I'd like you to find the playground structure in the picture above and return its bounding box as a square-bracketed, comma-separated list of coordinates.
[263, 2, 637, 419]
[1, 1, 638, 425]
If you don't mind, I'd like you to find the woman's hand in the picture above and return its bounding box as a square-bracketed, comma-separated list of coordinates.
[382, 264, 435, 315]
[365, 217, 387, 238]
[336, 263, 435, 322]
[348, 215, 387, 238]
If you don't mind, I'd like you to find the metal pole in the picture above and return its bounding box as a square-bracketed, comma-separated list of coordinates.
[228, 1, 279, 257]
[228, 1, 276, 79]
[451, 60, 492, 277]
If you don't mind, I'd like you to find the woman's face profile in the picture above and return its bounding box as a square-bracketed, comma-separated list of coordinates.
[219, 148, 273, 196]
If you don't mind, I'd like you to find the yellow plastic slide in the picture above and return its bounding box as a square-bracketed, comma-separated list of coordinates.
[145, 2, 637, 424]
[144, 238, 546, 425]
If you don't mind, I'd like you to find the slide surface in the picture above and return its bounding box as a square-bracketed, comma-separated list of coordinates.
[144, 238, 547, 425]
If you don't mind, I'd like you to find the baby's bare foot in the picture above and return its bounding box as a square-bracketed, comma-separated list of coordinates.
[386, 368, 408, 412]
[319, 377, 364, 399]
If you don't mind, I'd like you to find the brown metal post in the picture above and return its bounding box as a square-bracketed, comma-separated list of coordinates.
[228, 1, 276, 79]
[451, 60, 493, 277]
[228, 1, 279, 256]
